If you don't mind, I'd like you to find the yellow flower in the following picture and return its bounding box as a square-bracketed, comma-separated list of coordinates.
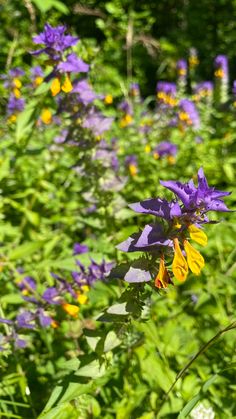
[120, 114, 133, 128]
[214, 69, 225, 78]
[144, 144, 151, 153]
[41, 109, 52, 125]
[129, 164, 137, 176]
[153, 152, 159, 160]
[155, 256, 171, 288]
[51, 320, 59, 329]
[188, 224, 208, 246]
[77, 293, 88, 305]
[167, 156, 175, 165]
[8, 114, 17, 123]
[35, 76, 43, 87]
[183, 240, 205, 275]
[172, 238, 188, 281]
[51, 78, 61, 96]
[104, 94, 113, 104]
[62, 303, 79, 318]
[61, 75, 73, 93]
[13, 88, 21, 98]
[13, 78, 22, 89]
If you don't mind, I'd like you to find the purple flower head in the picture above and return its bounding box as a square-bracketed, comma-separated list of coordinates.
[118, 100, 133, 115]
[195, 81, 213, 96]
[73, 242, 89, 255]
[30, 66, 44, 78]
[177, 59, 187, 77]
[156, 82, 176, 96]
[14, 336, 27, 349]
[179, 99, 200, 128]
[32, 23, 78, 58]
[82, 108, 113, 136]
[129, 198, 181, 220]
[214, 55, 228, 72]
[37, 309, 52, 327]
[17, 276, 36, 292]
[125, 155, 137, 167]
[16, 311, 35, 329]
[154, 141, 177, 158]
[7, 95, 25, 115]
[129, 82, 140, 96]
[73, 79, 98, 105]
[42, 287, 61, 305]
[57, 53, 89, 74]
[54, 129, 68, 144]
[160, 167, 231, 214]
[9, 68, 25, 78]
[117, 224, 172, 253]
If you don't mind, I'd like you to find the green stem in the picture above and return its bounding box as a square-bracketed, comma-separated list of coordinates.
[156, 320, 236, 417]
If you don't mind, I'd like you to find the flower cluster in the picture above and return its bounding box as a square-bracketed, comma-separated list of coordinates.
[156, 82, 177, 107]
[117, 168, 231, 288]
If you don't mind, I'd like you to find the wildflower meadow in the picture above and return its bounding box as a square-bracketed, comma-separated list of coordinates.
[0, 1, 236, 418]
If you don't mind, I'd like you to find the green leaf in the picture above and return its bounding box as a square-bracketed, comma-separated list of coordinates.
[8, 241, 45, 260]
[103, 330, 121, 352]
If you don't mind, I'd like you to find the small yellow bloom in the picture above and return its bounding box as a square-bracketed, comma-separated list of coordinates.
[77, 293, 88, 305]
[13, 78, 22, 89]
[51, 320, 59, 329]
[81, 285, 89, 293]
[184, 240, 205, 275]
[214, 69, 225, 78]
[120, 114, 133, 128]
[51, 78, 61, 96]
[62, 303, 80, 318]
[172, 238, 188, 281]
[144, 144, 151, 153]
[167, 156, 175, 165]
[189, 56, 199, 68]
[35, 76, 43, 87]
[155, 256, 171, 288]
[41, 109, 52, 125]
[104, 94, 113, 104]
[13, 88, 21, 98]
[129, 164, 137, 176]
[8, 114, 17, 123]
[61, 76, 73, 93]
[178, 69, 187, 76]
[153, 152, 159, 160]
[188, 224, 208, 246]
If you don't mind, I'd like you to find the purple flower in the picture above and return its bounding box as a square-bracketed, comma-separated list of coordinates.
[73, 243, 89, 255]
[30, 66, 44, 78]
[129, 198, 181, 220]
[179, 99, 200, 128]
[7, 95, 25, 114]
[214, 55, 228, 74]
[57, 53, 89, 73]
[17, 276, 36, 292]
[16, 311, 35, 329]
[156, 82, 176, 96]
[9, 68, 25, 77]
[73, 79, 98, 105]
[160, 167, 231, 213]
[129, 82, 140, 96]
[54, 129, 68, 144]
[177, 59, 187, 77]
[118, 100, 133, 115]
[42, 287, 61, 305]
[82, 108, 113, 136]
[37, 309, 52, 327]
[195, 81, 213, 95]
[154, 141, 177, 158]
[117, 224, 172, 253]
[32, 23, 78, 57]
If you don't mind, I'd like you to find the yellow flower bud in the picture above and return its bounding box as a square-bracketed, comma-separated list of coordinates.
[188, 224, 208, 246]
[183, 240, 205, 275]
[41, 109, 52, 125]
[61, 76, 73, 93]
[172, 238, 188, 281]
[62, 303, 79, 318]
[51, 78, 61, 96]
[104, 94, 113, 104]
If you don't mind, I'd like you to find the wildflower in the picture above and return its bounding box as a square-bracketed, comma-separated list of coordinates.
[32, 23, 78, 58]
[214, 55, 229, 103]
[194, 81, 213, 102]
[120, 114, 133, 128]
[188, 48, 199, 69]
[190, 403, 215, 419]
[129, 82, 140, 97]
[117, 168, 231, 286]
[7, 95, 25, 121]
[104, 94, 113, 104]
[177, 59, 187, 79]
[30, 66, 44, 87]
[125, 155, 138, 176]
[179, 99, 200, 129]
[156, 82, 177, 107]
[73, 243, 89, 255]
[82, 108, 113, 137]
[40, 108, 52, 124]
[73, 79, 98, 105]
[153, 141, 177, 161]
[62, 303, 79, 318]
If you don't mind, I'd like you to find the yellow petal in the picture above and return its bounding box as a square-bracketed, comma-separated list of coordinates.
[13, 78, 22, 88]
[41, 109, 52, 124]
[77, 293, 88, 305]
[104, 94, 113, 104]
[188, 224, 208, 246]
[184, 240, 205, 275]
[129, 164, 137, 176]
[155, 257, 171, 288]
[13, 88, 21, 98]
[35, 76, 43, 86]
[172, 238, 188, 281]
[51, 78, 61, 96]
[62, 303, 79, 318]
[61, 76, 73, 93]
